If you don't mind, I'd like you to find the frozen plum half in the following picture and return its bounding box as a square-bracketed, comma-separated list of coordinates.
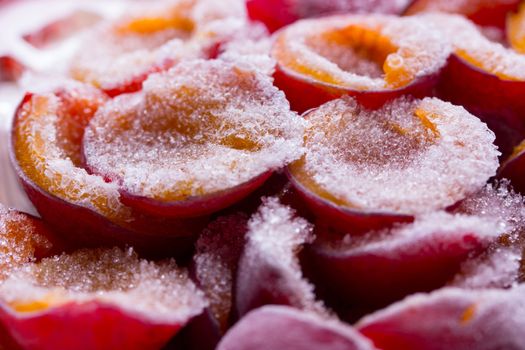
[287, 96, 499, 233]
[0, 204, 63, 349]
[301, 211, 502, 318]
[83, 58, 304, 218]
[272, 15, 450, 112]
[171, 213, 249, 350]
[426, 13, 525, 158]
[0, 203, 62, 281]
[451, 181, 525, 288]
[69, 0, 250, 96]
[218, 305, 378, 350]
[236, 197, 324, 317]
[10, 83, 203, 255]
[0, 247, 207, 350]
[405, 0, 521, 29]
[357, 285, 525, 350]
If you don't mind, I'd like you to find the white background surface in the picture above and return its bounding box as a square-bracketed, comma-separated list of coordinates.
[0, 0, 130, 215]
[0, 83, 35, 214]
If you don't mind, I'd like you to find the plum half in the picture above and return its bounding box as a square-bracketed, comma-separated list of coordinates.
[170, 213, 249, 350]
[287, 96, 499, 233]
[82, 58, 304, 218]
[70, 0, 254, 96]
[450, 181, 525, 288]
[0, 204, 62, 349]
[301, 211, 502, 318]
[218, 305, 378, 350]
[10, 83, 204, 256]
[0, 203, 62, 282]
[425, 13, 525, 158]
[271, 15, 450, 112]
[235, 197, 324, 317]
[0, 247, 207, 350]
[357, 285, 525, 350]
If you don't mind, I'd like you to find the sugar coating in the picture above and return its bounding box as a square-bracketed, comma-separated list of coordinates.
[421, 13, 525, 80]
[70, 0, 256, 90]
[0, 204, 52, 281]
[294, 96, 499, 214]
[237, 197, 325, 315]
[451, 247, 522, 289]
[273, 15, 450, 90]
[0, 247, 207, 323]
[218, 24, 274, 77]
[456, 180, 525, 239]
[70, 32, 199, 90]
[193, 213, 248, 330]
[14, 90, 132, 223]
[331, 211, 501, 255]
[357, 285, 525, 349]
[83, 58, 305, 201]
[451, 181, 525, 288]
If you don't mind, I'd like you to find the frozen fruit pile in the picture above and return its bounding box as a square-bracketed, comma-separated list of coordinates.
[2, 0, 525, 349]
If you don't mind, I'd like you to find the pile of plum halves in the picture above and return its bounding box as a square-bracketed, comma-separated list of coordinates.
[4, 0, 525, 349]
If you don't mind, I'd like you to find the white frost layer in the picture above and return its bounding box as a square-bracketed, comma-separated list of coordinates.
[299, 96, 499, 214]
[83, 58, 305, 200]
[451, 181, 525, 289]
[217, 305, 377, 350]
[0, 204, 51, 280]
[0, 247, 207, 323]
[422, 13, 525, 80]
[237, 197, 325, 314]
[335, 211, 501, 256]
[274, 14, 450, 90]
[70, 0, 256, 89]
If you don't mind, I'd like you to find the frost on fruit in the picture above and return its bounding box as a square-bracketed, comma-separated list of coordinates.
[0, 247, 206, 322]
[236, 197, 325, 317]
[289, 96, 499, 215]
[0, 204, 53, 281]
[273, 15, 450, 90]
[324, 211, 501, 257]
[357, 285, 525, 350]
[217, 305, 377, 350]
[12, 85, 133, 225]
[83, 58, 304, 206]
[451, 181, 525, 289]
[69, 0, 259, 95]
[193, 213, 248, 331]
[303, 210, 502, 313]
[424, 13, 525, 81]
